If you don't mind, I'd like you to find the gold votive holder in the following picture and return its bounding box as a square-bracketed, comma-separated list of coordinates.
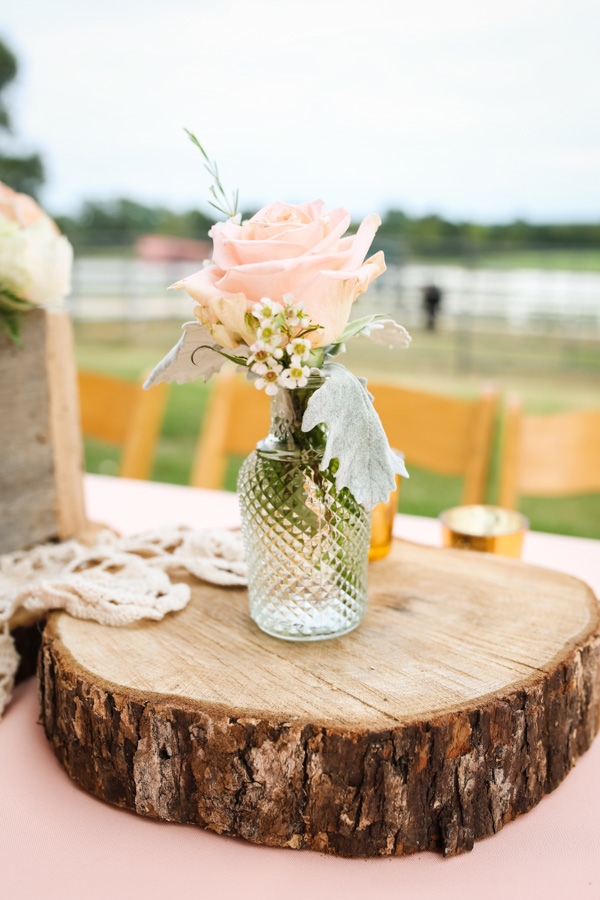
[369, 474, 402, 562]
[439, 505, 529, 558]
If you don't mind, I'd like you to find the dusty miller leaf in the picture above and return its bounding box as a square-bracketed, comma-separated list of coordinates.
[334, 314, 411, 349]
[301, 363, 409, 510]
[338, 314, 383, 342]
[143, 321, 248, 389]
[363, 317, 411, 349]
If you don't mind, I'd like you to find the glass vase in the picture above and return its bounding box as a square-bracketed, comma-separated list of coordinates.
[237, 377, 370, 641]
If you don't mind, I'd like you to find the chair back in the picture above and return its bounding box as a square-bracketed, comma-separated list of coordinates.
[498, 399, 600, 508]
[78, 370, 168, 479]
[192, 372, 498, 503]
[191, 372, 269, 488]
[369, 382, 498, 504]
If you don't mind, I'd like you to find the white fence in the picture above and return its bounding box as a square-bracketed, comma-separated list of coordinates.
[366, 265, 600, 334]
[66, 258, 600, 335]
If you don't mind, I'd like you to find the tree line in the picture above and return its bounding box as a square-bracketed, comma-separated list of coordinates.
[0, 38, 44, 197]
[51, 198, 600, 260]
[377, 211, 600, 257]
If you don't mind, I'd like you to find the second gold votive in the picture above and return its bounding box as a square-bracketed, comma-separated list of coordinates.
[439, 505, 529, 558]
[369, 475, 401, 562]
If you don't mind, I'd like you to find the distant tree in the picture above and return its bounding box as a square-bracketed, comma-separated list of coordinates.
[0, 39, 17, 129]
[380, 209, 409, 234]
[56, 198, 215, 249]
[0, 152, 44, 196]
[0, 36, 45, 198]
[378, 207, 600, 257]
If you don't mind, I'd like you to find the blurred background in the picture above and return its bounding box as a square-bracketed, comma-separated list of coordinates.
[2, 0, 599, 536]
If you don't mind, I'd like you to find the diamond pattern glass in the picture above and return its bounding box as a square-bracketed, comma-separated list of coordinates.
[238, 382, 369, 641]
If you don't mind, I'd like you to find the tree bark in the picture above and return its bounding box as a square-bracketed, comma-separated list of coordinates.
[39, 539, 600, 857]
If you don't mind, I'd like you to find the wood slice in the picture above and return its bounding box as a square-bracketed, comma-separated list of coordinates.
[39, 539, 600, 857]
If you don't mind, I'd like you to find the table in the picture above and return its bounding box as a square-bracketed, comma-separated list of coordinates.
[2, 474, 599, 900]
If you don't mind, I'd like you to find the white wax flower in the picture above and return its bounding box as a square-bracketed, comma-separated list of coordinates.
[256, 325, 283, 346]
[279, 364, 311, 389]
[251, 358, 283, 394]
[253, 298, 283, 321]
[288, 337, 311, 360]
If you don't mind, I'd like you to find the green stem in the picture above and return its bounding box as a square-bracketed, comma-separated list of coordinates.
[0, 310, 23, 347]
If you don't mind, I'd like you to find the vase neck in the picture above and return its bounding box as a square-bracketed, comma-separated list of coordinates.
[262, 377, 326, 452]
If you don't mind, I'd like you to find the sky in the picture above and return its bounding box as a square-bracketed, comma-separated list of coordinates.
[1, 0, 599, 222]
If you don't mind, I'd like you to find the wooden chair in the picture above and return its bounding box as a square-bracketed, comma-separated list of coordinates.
[498, 398, 600, 509]
[368, 382, 498, 504]
[191, 371, 498, 503]
[191, 371, 270, 489]
[78, 370, 169, 480]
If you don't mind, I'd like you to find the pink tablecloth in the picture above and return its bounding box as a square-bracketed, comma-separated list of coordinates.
[2, 475, 599, 900]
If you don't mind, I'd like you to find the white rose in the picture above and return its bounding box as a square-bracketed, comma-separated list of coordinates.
[0, 182, 73, 307]
[17, 216, 73, 305]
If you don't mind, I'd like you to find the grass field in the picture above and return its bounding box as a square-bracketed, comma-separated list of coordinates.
[79, 246, 600, 272]
[401, 249, 600, 272]
[75, 320, 600, 540]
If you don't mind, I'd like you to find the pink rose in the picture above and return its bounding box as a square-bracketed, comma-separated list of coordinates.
[170, 200, 385, 349]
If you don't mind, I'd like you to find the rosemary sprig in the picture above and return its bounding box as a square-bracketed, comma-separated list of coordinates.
[184, 129, 239, 219]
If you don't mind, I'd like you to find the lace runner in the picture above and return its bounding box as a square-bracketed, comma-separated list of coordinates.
[0, 527, 247, 719]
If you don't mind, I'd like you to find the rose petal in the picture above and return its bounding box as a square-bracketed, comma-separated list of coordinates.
[296, 275, 358, 347]
[305, 208, 351, 256]
[345, 214, 382, 271]
[296, 253, 387, 347]
[170, 264, 245, 305]
[210, 294, 257, 347]
[251, 201, 313, 226]
[214, 211, 348, 268]
[321, 252, 387, 291]
[172, 266, 254, 348]
[213, 235, 315, 269]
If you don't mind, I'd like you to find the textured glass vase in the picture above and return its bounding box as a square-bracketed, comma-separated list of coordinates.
[238, 378, 370, 641]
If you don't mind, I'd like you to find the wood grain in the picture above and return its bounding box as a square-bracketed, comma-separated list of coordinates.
[46, 310, 86, 538]
[39, 539, 600, 857]
[0, 308, 86, 553]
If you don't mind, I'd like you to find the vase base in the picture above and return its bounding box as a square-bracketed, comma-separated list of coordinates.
[251, 614, 363, 642]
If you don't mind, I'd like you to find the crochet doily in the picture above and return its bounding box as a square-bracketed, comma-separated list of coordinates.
[0, 527, 247, 719]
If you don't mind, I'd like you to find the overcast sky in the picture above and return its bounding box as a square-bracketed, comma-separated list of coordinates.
[2, 0, 599, 222]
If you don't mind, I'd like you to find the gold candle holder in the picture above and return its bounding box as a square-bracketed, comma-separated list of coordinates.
[369, 473, 402, 562]
[439, 505, 529, 558]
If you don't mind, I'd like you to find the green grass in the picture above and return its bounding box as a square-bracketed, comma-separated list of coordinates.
[475, 250, 600, 272]
[406, 249, 600, 271]
[75, 321, 600, 540]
